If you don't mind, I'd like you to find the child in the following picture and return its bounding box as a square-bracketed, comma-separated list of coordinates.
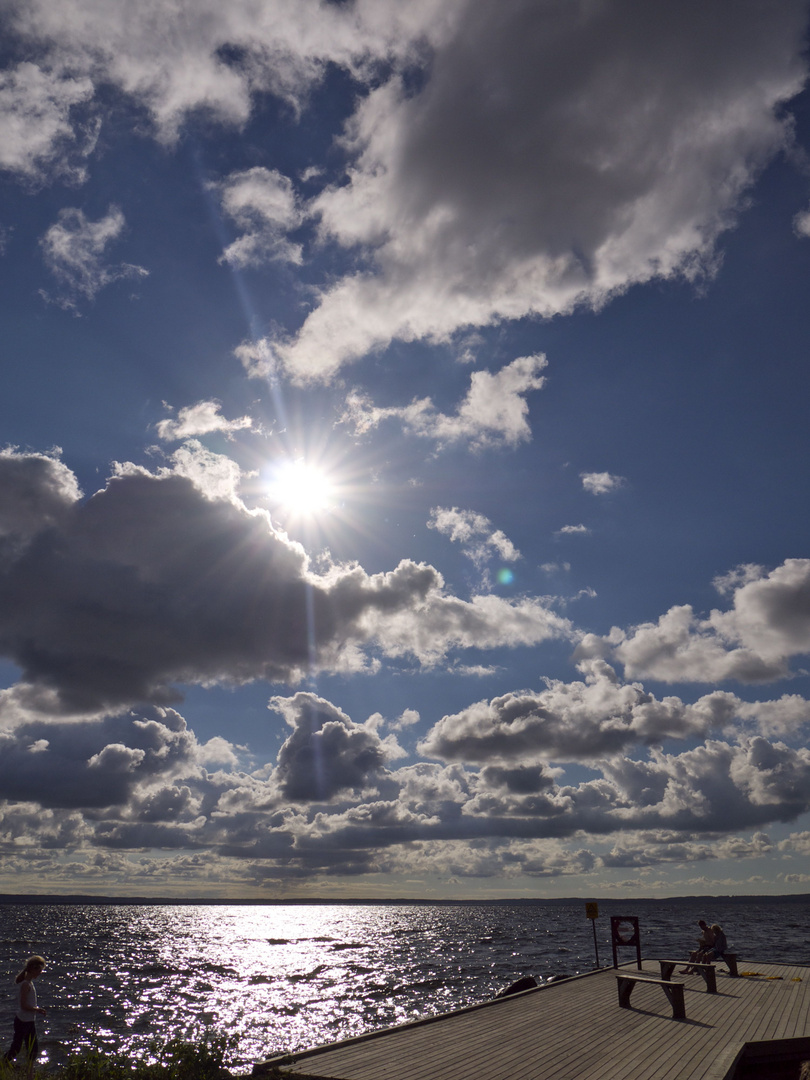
[4, 955, 47, 1077]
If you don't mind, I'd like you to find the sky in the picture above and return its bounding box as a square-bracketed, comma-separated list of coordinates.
[1, 0, 810, 901]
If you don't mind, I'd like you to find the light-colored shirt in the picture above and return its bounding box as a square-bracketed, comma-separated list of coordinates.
[16, 978, 37, 1022]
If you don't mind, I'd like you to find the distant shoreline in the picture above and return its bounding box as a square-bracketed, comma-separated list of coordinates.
[0, 893, 808, 906]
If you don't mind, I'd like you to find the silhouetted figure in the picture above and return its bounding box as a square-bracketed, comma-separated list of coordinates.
[4, 955, 47, 1079]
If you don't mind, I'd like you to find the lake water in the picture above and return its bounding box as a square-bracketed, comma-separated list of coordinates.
[1, 898, 809, 1074]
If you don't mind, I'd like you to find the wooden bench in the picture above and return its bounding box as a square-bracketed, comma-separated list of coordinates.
[616, 973, 686, 1019]
[655, 959, 717, 993]
[723, 953, 739, 977]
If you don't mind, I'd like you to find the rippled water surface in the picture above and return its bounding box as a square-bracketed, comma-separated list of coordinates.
[2, 899, 809, 1073]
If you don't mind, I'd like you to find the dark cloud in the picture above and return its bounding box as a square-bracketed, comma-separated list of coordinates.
[0, 451, 569, 712]
[0, 449, 79, 542]
[1, 686, 810, 884]
[0, 706, 204, 810]
[1, 472, 809, 885]
[479, 763, 555, 795]
[271, 692, 392, 802]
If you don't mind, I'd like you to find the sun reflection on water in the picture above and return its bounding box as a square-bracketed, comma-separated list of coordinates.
[1, 900, 801, 1073]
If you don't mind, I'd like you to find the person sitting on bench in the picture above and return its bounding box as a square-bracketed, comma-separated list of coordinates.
[702, 924, 727, 963]
[680, 920, 713, 974]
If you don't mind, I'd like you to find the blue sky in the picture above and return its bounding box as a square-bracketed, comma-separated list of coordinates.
[2, 0, 810, 899]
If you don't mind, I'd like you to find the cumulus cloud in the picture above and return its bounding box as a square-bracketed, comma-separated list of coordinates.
[599, 830, 773, 869]
[581, 471, 625, 495]
[383, 737, 810, 845]
[270, 0, 808, 380]
[215, 167, 304, 268]
[419, 659, 758, 764]
[0, 447, 82, 542]
[779, 831, 810, 855]
[428, 506, 520, 566]
[0, 705, 211, 811]
[340, 354, 548, 449]
[39, 206, 148, 308]
[0, 448, 572, 713]
[604, 605, 785, 684]
[156, 401, 253, 442]
[270, 692, 401, 802]
[3, 679, 810, 883]
[710, 559, 810, 663]
[585, 560, 810, 684]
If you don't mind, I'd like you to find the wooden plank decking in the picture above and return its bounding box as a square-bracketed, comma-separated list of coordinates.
[254, 960, 810, 1080]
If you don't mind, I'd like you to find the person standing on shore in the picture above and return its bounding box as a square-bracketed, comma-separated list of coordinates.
[4, 955, 47, 1078]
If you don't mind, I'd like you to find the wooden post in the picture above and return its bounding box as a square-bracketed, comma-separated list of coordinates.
[585, 902, 600, 968]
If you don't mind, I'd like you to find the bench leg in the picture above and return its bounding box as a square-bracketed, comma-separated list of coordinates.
[617, 977, 635, 1009]
[700, 967, 717, 993]
[663, 984, 686, 1020]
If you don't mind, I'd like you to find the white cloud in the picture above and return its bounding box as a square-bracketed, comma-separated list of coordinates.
[156, 401, 253, 442]
[5, 0, 458, 153]
[215, 167, 304, 268]
[8, 1, 807, 374]
[0, 62, 96, 182]
[428, 506, 521, 566]
[778, 831, 810, 855]
[606, 605, 784, 684]
[709, 559, 810, 665]
[0, 705, 212, 811]
[732, 695, 810, 737]
[390, 708, 420, 731]
[160, 441, 245, 502]
[233, 338, 276, 379]
[581, 471, 625, 495]
[39, 206, 148, 308]
[590, 560, 810, 684]
[793, 207, 810, 238]
[272, 0, 808, 380]
[713, 563, 765, 596]
[556, 524, 590, 536]
[419, 659, 748, 764]
[340, 354, 548, 449]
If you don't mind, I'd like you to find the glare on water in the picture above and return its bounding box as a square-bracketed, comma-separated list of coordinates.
[1, 900, 808, 1073]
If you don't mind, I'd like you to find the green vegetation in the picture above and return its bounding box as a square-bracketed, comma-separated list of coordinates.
[0, 1030, 241, 1080]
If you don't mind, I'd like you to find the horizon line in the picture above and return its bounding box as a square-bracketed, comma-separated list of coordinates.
[1, 891, 808, 906]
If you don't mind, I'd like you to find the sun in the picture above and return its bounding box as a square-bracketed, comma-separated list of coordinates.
[266, 459, 335, 518]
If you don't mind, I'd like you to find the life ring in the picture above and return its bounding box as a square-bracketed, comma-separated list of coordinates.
[614, 920, 635, 945]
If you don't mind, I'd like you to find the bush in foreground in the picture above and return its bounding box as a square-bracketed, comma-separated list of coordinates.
[0, 1030, 240, 1080]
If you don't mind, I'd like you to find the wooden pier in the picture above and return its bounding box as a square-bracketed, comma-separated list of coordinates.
[254, 960, 810, 1080]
